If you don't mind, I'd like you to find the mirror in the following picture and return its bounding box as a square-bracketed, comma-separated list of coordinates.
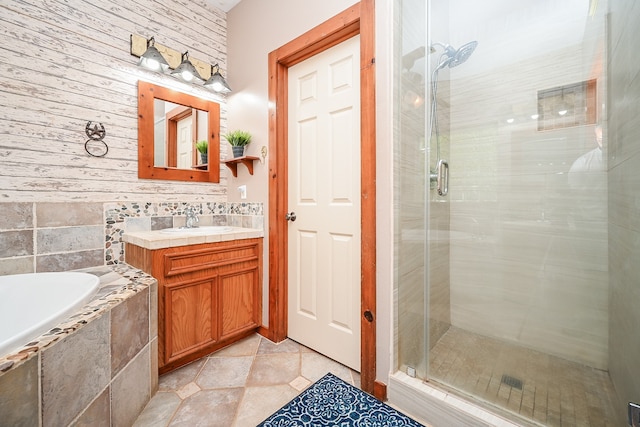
[138, 81, 220, 182]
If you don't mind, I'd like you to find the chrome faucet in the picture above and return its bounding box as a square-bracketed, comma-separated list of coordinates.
[184, 206, 199, 228]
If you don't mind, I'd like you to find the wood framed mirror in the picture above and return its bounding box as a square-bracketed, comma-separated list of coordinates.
[138, 81, 220, 182]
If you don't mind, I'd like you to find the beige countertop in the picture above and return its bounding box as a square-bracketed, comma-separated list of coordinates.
[122, 226, 264, 250]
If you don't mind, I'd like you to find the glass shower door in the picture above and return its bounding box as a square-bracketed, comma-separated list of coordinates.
[395, 0, 623, 425]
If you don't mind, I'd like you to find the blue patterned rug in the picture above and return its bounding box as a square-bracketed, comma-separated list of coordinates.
[258, 373, 424, 426]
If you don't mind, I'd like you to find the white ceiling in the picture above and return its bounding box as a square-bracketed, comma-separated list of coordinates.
[205, 0, 242, 12]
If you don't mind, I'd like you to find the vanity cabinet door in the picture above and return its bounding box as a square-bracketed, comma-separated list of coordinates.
[125, 237, 263, 373]
[219, 266, 260, 340]
[164, 277, 217, 364]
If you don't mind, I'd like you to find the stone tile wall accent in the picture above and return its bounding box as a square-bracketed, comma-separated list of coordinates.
[0, 201, 264, 273]
[105, 201, 264, 265]
[0, 264, 158, 426]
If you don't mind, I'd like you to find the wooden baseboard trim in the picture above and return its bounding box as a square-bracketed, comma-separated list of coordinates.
[373, 380, 387, 401]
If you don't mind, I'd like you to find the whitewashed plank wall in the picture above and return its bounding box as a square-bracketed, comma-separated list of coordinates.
[0, 0, 230, 201]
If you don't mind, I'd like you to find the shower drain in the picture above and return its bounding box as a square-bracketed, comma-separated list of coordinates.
[501, 374, 523, 390]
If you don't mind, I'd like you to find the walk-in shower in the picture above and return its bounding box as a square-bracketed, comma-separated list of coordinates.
[392, 0, 632, 426]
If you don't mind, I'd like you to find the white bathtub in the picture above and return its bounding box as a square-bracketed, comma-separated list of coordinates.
[0, 272, 100, 356]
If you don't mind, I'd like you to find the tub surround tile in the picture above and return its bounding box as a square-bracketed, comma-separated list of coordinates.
[0, 256, 34, 275]
[37, 225, 103, 253]
[0, 264, 157, 427]
[0, 202, 33, 230]
[72, 387, 111, 427]
[42, 314, 111, 427]
[36, 202, 103, 227]
[0, 229, 34, 257]
[151, 338, 159, 395]
[111, 345, 152, 427]
[36, 249, 104, 272]
[0, 355, 39, 427]
[111, 287, 150, 377]
[111, 288, 149, 377]
[150, 279, 158, 340]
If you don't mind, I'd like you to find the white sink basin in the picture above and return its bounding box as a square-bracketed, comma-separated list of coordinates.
[159, 226, 234, 235]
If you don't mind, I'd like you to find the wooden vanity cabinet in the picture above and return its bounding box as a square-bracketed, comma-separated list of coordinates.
[125, 238, 262, 374]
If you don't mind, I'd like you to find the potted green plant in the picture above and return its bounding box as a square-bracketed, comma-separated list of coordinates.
[195, 140, 208, 164]
[223, 130, 252, 158]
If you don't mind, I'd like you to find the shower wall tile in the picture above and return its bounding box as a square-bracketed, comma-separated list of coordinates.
[0, 202, 33, 230]
[36, 202, 103, 227]
[608, 0, 640, 415]
[609, 224, 640, 404]
[448, 42, 609, 367]
[609, 152, 640, 233]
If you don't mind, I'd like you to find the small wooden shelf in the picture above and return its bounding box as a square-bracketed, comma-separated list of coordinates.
[224, 156, 259, 177]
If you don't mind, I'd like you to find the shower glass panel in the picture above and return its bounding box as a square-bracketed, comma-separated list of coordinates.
[396, 0, 624, 425]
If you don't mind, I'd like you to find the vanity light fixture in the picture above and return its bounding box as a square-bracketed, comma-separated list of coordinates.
[171, 51, 204, 82]
[203, 64, 232, 93]
[138, 36, 170, 72]
[131, 34, 231, 92]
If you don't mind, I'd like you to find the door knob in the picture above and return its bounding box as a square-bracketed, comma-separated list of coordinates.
[285, 212, 297, 222]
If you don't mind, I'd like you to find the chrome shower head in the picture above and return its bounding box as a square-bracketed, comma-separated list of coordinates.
[448, 41, 478, 68]
[431, 40, 478, 69]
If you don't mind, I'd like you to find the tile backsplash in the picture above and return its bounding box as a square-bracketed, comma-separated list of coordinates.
[0, 201, 264, 274]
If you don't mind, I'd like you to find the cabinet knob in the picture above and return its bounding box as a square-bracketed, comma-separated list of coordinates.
[285, 212, 297, 222]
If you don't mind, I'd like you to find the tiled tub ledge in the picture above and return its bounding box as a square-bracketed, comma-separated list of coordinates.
[0, 264, 158, 427]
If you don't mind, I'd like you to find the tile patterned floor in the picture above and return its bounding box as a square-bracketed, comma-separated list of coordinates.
[133, 334, 360, 427]
[429, 327, 624, 427]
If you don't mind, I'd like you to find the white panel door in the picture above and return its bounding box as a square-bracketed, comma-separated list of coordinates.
[287, 35, 361, 370]
[177, 116, 193, 168]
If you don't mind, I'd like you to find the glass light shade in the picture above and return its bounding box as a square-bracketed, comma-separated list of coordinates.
[138, 38, 169, 72]
[171, 52, 203, 82]
[204, 67, 232, 93]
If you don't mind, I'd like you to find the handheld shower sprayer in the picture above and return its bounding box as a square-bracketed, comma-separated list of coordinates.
[429, 40, 478, 196]
[431, 41, 478, 71]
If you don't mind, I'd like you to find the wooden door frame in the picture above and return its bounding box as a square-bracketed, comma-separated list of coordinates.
[166, 106, 196, 168]
[264, 0, 378, 396]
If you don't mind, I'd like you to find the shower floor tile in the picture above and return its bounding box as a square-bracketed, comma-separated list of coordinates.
[429, 327, 623, 427]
